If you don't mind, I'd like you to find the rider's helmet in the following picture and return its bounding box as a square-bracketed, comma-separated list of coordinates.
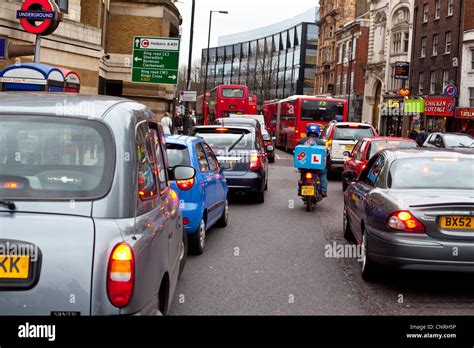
[306, 123, 321, 138]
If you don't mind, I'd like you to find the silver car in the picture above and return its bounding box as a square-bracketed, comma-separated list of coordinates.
[0, 93, 195, 315]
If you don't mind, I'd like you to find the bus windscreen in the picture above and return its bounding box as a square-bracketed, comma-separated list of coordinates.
[222, 88, 244, 98]
[301, 100, 345, 122]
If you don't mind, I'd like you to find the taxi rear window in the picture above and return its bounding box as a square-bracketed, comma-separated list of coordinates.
[0, 115, 114, 200]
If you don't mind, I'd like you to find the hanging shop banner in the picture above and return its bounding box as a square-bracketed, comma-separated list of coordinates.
[404, 99, 424, 113]
[424, 98, 455, 116]
[456, 108, 474, 120]
[394, 62, 410, 80]
[386, 99, 400, 108]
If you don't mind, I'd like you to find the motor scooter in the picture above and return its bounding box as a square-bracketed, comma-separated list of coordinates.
[298, 169, 322, 212]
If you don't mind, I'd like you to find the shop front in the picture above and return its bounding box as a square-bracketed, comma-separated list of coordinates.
[454, 108, 474, 136]
[423, 97, 455, 132]
[380, 98, 404, 136]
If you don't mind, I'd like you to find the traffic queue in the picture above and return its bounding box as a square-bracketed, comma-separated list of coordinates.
[0, 91, 273, 316]
[0, 88, 473, 317]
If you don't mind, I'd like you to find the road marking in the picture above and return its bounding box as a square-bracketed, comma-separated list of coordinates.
[275, 154, 281, 159]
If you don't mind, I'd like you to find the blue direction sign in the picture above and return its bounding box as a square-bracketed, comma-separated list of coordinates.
[0, 37, 7, 60]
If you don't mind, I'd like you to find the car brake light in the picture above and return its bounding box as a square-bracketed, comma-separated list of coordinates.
[250, 151, 262, 170]
[3, 182, 19, 189]
[387, 211, 425, 233]
[216, 128, 228, 133]
[177, 178, 195, 191]
[183, 217, 190, 225]
[107, 243, 135, 308]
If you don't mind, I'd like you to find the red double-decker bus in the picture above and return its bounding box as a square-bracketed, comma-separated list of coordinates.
[208, 84, 249, 124]
[248, 94, 258, 115]
[263, 95, 348, 151]
[196, 93, 210, 125]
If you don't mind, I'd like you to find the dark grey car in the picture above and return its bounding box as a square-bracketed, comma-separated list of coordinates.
[342, 148, 474, 281]
[0, 93, 195, 315]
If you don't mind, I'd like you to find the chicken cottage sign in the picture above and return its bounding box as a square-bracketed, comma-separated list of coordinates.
[423, 98, 455, 117]
[17, 0, 62, 35]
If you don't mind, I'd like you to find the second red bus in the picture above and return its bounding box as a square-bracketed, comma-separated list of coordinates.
[263, 95, 348, 151]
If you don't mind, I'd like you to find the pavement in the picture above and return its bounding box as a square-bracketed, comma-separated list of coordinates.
[170, 149, 474, 316]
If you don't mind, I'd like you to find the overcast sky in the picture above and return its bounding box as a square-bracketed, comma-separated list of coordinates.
[175, 0, 317, 66]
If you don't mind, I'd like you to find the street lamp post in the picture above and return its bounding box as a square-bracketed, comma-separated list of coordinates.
[203, 10, 228, 95]
[183, 0, 196, 118]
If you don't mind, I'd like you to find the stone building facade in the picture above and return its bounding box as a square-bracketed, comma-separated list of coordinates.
[0, 0, 181, 114]
[361, 0, 415, 135]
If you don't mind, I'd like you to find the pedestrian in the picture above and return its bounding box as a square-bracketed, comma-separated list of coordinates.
[415, 128, 429, 147]
[408, 128, 418, 141]
[160, 112, 172, 135]
[173, 113, 183, 134]
[182, 109, 196, 136]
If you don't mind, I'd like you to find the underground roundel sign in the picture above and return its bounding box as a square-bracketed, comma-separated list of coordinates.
[17, 0, 62, 35]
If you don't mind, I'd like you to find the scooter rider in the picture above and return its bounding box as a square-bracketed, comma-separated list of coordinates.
[297, 124, 328, 197]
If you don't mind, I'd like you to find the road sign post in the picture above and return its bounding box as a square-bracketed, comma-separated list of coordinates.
[132, 36, 180, 85]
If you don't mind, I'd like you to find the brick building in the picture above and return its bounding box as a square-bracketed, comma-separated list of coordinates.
[458, 0, 474, 134]
[333, 14, 369, 121]
[314, 0, 368, 95]
[409, 0, 465, 132]
[0, 0, 181, 114]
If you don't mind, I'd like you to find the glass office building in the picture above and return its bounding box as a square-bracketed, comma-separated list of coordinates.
[201, 8, 319, 107]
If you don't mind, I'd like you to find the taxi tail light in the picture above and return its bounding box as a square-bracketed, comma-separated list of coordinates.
[326, 140, 332, 148]
[107, 243, 135, 308]
[250, 151, 262, 171]
[387, 211, 425, 233]
[177, 178, 195, 191]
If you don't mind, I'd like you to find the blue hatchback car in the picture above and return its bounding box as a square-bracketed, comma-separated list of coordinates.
[165, 135, 229, 254]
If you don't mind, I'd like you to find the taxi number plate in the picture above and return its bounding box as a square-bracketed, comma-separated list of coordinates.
[0, 256, 30, 279]
[344, 145, 355, 150]
[440, 216, 474, 230]
[301, 186, 315, 196]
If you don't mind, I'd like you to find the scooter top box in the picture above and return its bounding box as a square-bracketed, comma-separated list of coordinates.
[294, 144, 326, 170]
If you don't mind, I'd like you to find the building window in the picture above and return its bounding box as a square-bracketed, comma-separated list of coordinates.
[342, 73, 347, 95]
[393, 32, 402, 53]
[445, 32, 451, 54]
[423, 4, 429, 22]
[421, 37, 427, 57]
[432, 34, 439, 56]
[430, 71, 436, 94]
[443, 70, 449, 89]
[351, 37, 357, 60]
[338, 44, 343, 64]
[336, 74, 341, 95]
[470, 88, 474, 107]
[54, 0, 68, 13]
[403, 32, 410, 53]
[435, 0, 441, 19]
[471, 49, 474, 70]
[447, 0, 454, 16]
[419, 72, 424, 94]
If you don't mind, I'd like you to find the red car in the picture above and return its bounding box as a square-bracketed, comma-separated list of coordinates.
[342, 137, 418, 191]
